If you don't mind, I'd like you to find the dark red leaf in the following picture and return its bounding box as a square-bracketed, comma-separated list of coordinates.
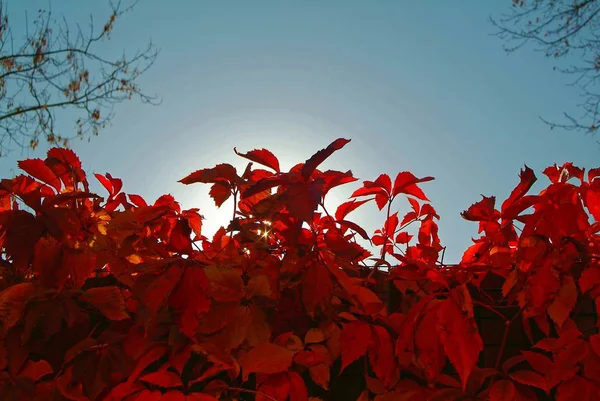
[301, 138, 351, 181]
[81, 286, 129, 321]
[340, 321, 372, 372]
[139, 371, 183, 388]
[234, 147, 281, 172]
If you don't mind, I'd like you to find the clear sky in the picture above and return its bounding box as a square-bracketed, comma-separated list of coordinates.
[1, 0, 598, 263]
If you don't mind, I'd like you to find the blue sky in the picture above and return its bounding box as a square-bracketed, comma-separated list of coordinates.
[2, 1, 598, 263]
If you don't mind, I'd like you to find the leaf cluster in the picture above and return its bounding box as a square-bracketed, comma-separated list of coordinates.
[0, 139, 599, 400]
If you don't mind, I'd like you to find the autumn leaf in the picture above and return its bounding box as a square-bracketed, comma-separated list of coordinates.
[288, 371, 309, 401]
[509, 370, 547, 392]
[301, 138, 351, 181]
[239, 342, 295, 380]
[305, 328, 326, 344]
[309, 363, 330, 390]
[18, 158, 61, 192]
[369, 325, 398, 389]
[489, 380, 516, 401]
[501, 165, 536, 216]
[143, 266, 185, 314]
[81, 286, 129, 321]
[18, 360, 53, 382]
[340, 320, 372, 372]
[335, 199, 369, 221]
[392, 171, 434, 200]
[461, 195, 499, 222]
[548, 275, 577, 328]
[179, 163, 238, 186]
[302, 263, 333, 317]
[234, 147, 281, 173]
[168, 267, 211, 338]
[415, 301, 445, 382]
[0, 283, 36, 333]
[139, 371, 183, 388]
[127, 345, 168, 383]
[245, 274, 272, 299]
[204, 265, 245, 302]
[579, 267, 600, 294]
[169, 219, 193, 253]
[556, 376, 594, 401]
[437, 296, 483, 390]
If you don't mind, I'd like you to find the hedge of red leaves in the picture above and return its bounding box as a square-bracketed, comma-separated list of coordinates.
[0, 138, 600, 401]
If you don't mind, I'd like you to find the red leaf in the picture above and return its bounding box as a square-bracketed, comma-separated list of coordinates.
[337, 219, 371, 240]
[302, 263, 333, 317]
[0, 283, 37, 332]
[128, 193, 148, 207]
[384, 212, 399, 237]
[139, 371, 183, 388]
[556, 376, 594, 401]
[128, 345, 169, 383]
[548, 276, 577, 329]
[169, 219, 193, 253]
[143, 266, 184, 314]
[335, 199, 369, 221]
[579, 267, 600, 293]
[301, 138, 350, 181]
[209, 182, 232, 207]
[18, 360, 53, 381]
[489, 380, 516, 401]
[179, 164, 238, 185]
[288, 371, 309, 401]
[375, 174, 392, 194]
[415, 301, 445, 382]
[234, 147, 280, 173]
[392, 171, 434, 200]
[284, 180, 324, 222]
[239, 342, 295, 380]
[461, 195, 499, 222]
[304, 328, 326, 344]
[395, 232, 413, 244]
[509, 370, 547, 391]
[400, 211, 418, 226]
[169, 267, 211, 338]
[350, 185, 387, 199]
[369, 326, 398, 388]
[375, 193, 388, 210]
[501, 165, 536, 216]
[340, 321, 372, 372]
[81, 286, 129, 321]
[521, 351, 552, 374]
[94, 173, 123, 198]
[321, 169, 357, 194]
[204, 265, 245, 302]
[590, 334, 600, 357]
[18, 159, 61, 192]
[437, 297, 483, 390]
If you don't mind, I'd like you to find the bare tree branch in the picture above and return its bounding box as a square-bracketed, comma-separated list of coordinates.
[0, 0, 159, 156]
[491, 0, 600, 135]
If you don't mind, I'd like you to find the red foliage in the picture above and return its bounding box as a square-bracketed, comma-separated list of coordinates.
[0, 140, 599, 400]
